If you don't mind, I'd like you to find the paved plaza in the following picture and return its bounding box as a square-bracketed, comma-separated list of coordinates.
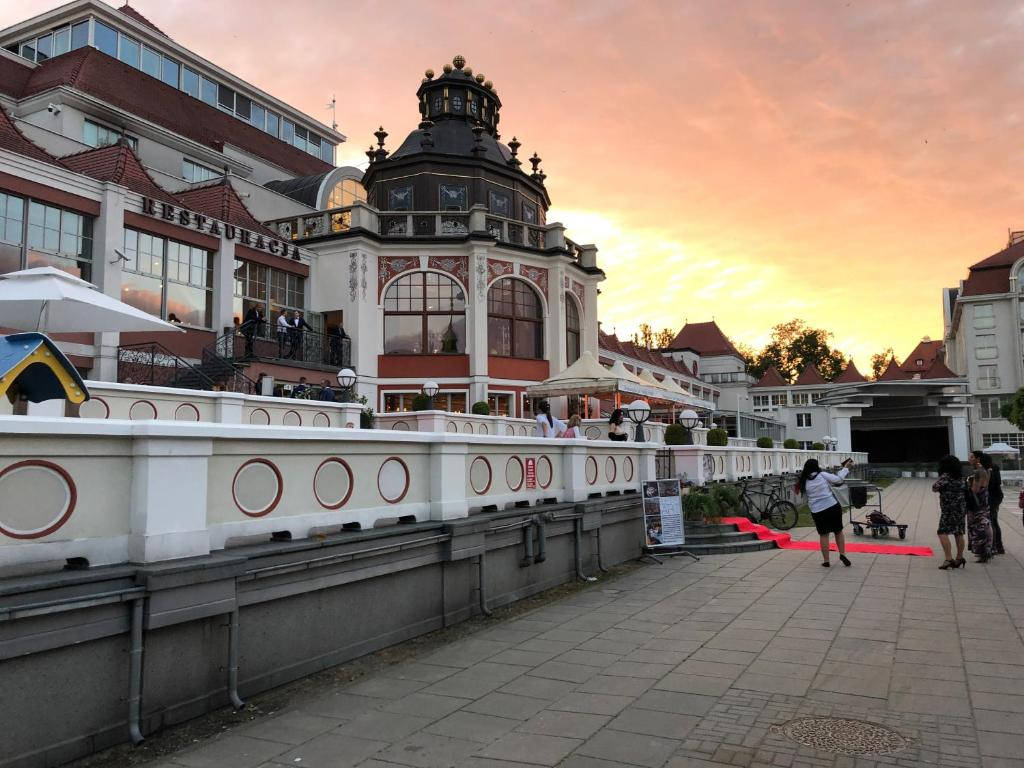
[142, 479, 1024, 768]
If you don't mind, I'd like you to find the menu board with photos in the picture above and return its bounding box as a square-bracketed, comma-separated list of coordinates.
[642, 479, 685, 548]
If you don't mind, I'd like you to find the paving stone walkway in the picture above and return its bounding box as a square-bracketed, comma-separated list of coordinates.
[150, 479, 1024, 768]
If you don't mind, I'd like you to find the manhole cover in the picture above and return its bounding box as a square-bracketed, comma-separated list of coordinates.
[770, 717, 912, 756]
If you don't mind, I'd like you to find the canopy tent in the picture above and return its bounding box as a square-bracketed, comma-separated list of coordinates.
[526, 352, 689, 403]
[983, 442, 1019, 456]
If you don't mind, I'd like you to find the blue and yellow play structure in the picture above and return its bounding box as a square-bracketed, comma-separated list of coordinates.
[0, 333, 89, 404]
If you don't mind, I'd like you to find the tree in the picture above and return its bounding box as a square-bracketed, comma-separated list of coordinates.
[631, 324, 677, 350]
[1001, 389, 1024, 430]
[870, 347, 895, 380]
[747, 319, 848, 382]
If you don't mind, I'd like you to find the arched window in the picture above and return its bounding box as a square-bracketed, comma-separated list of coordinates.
[488, 278, 543, 358]
[565, 295, 580, 365]
[326, 178, 366, 209]
[384, 271, 466, 354]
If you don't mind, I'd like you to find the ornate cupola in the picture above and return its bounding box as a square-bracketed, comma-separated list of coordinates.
[362, 55, 551, 221]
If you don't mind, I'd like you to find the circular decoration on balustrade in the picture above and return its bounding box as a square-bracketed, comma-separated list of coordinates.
[0, 460, 76, 539]
[519, 426, 529, 436]
[715, 456, 725, 475]
[283, 410, 302, 427]
[605, 456, 616, 483]
[766, 456, 773, 471]
[623, 456, 634, 482]
[174, 403, 200, 422]
[478, 423, 489, 435]
[585, 456, 598, 485]
[232, 458, 282, 517]
[249, 408, 270, 425]
[505, 425, 515, 436]
[129, 400, 157, 420]
[78, 397, 109, 419]
[537, 456, 553, 489]
[392, 421, 411, 431]
[703, 454, 715, 479]
[313, 458, 354, 509]
[462, 422, 474, 434]
[378, 457, 410, 504]
[769, 717, 912, 757]
[470, 456, 492, 495]
[313, 412, 331, 428]
[506, 456, 525, 491]
[585, 426, 601, 440]
[446, 421, 458, 433]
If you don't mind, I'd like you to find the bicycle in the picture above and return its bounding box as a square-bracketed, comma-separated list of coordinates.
[737, 475, 799, 530]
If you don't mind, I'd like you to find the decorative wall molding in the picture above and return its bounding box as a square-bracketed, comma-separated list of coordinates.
[518, 263, 549, 296]
[427, 255, 469, 289]
[378, 256, 418, 297]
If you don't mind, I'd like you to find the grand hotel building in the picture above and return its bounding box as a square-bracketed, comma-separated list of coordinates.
[0, 0, 720, 419]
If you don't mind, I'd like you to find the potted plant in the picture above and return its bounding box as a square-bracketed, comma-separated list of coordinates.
[756, 436, 774, 449]
[783, 438, 798, 449]
[811, 442, 825, 451]
[471, 401, 490, 416]
[665, 423, 688, 445]
[707, 428, 729, 446]
[411, 393, 433, 411]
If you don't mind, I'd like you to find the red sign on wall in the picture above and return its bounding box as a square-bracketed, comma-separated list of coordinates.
[525, 457, 537, 489]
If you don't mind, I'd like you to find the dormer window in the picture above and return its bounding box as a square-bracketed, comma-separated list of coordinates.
[916, 359, 924, 366]
[451, 93, 464, 113]
[432, 95, 442, 114]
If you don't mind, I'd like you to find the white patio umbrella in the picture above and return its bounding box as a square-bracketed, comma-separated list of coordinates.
[0, 267, 183, 333]
[983, 442, 1019, 456]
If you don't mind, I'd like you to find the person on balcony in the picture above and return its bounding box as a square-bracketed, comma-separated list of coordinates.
[276, 309, 291, 358]
[561, 414, 582, 438]
[292, 377, 309, 398]
[241, 305, 263, 358]
[318, 379, 336, 402]
[536, 400, 566, 438]
[327, 324, 349, 366]
[289, 310, 313, 360]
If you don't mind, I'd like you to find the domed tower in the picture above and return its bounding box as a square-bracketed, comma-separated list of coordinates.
[362, 55, 550, 227]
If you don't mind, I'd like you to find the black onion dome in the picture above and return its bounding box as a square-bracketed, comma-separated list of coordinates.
[390, 120, 513, 164]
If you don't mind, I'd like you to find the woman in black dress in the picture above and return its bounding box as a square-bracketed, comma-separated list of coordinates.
[976, 452, 1005, 554]
[932, 455, 966, 569]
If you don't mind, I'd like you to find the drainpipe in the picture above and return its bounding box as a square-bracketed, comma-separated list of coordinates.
[520, 521, 534, 568]
[595, 528, 609, 573]
[227, 608, 244, 710]
[478, 552, 492, 617]
[573, 517, 587, 581]
[534, 517, 547, 563]
[128, 596, 145, 745]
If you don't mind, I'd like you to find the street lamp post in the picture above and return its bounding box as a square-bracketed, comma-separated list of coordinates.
[679, 408, 699, 445]
[336, 368, 356, 403]
[422, 380, 440, 410]
[821, 434, 834, 452]
[626, 399, 652, 442]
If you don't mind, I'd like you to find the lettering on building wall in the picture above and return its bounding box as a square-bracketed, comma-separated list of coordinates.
[141, 198, 299, 258]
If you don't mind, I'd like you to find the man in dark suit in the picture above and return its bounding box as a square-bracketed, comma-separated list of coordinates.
[241, 305, 263, 358]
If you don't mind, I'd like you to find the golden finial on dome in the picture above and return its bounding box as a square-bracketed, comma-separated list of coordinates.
[425, 68, 434, 79]
[464, 66, 473, 76]
[475, 73, 485, 84]
[443, 63, 453, 73]
[452, 54, 466, 69]
[484, 80, 493, 89]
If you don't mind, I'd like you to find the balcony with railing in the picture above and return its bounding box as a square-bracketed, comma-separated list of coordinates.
[215, 327, 352, 372]
[263, 203, 598, 266]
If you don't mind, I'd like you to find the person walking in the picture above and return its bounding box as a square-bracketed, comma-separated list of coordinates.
[795, 457, 853, 567]
[241, 305, 263, 358]
[608, 408, 628, 441]
[932, 454, 967, 569]
[976, 451, 1005, 554]
[966, 452, 995, 563]
[535, 400, 566, 438]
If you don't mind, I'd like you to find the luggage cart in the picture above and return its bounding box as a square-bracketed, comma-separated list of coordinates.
[841, 482, 908, 540]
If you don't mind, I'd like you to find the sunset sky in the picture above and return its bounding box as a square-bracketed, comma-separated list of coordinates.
[9, 0, 1024, 370]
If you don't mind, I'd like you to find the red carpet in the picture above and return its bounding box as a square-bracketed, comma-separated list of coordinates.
[721, 517, 934, 557]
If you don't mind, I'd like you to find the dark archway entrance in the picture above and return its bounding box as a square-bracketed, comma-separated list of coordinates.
[852, 426, 949, 463]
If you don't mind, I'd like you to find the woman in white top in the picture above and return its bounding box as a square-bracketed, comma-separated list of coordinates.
[535, 400, 567, 439]
[795, 457, 854, 567]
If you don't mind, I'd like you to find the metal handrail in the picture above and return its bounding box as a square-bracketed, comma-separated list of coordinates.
[117, 341, 217, 390]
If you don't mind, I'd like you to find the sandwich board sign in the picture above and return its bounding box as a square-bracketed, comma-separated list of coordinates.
[643, 479, 684, 548]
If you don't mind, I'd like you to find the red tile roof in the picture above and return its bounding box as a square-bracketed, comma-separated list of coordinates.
[14, 47, 332, 178]
[598, 328, 705, 385]
[176, 179, 277, 238]
[877, 359, 909, 381]
[899, 339, 942, 374]
[668, 321, 742, 357]
[793, 364, 826, 386]
[117, 5, 169, 37]
[834, 362, 867, 383]
[753, 366, 786, 387]
[0, 105, 59, 165]
[961, 238, 1024, 297]
[923, 360, 958, 379]
[60, 141, 179, 204]
[0, 54, 33, 99]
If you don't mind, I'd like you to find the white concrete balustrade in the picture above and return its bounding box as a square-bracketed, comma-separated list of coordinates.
[670, 444, 869, 485]
[0, 417, 656, 568]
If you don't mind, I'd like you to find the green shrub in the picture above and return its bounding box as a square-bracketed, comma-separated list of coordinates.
[783, 438, 798, 449]
[707, 428, 728, 446]
[664, 423, 688, 445]
[471, 401, 490, 416]
[357, 395, 374, 429]
[811, 441, 825, 450]
[681, 492, 709, 522]
[756, 436, 774, 449]
[709, 484, 740, 518]
[411, 393, 433, 411]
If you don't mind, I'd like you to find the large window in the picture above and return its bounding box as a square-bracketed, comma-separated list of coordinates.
[0, 192, 93, 280]
[974, 304, 995, 330]
[122, 229, 212, 326]
[488, 278, 543, 358]
[83, 119, 137, 151]
[791, 392, 809, 405]
[232, 259, 306, 334]
[182, 159, 220, 183]
[384, 392, 466, 413]
[978, 365, 1000, 389]
[565, 294, 580, 365]
[983, 433, 1024, 449]
[975, 334, 998, 360]
[383, 271, 466, 354]
[796, 413, 812, 428]
[326, 178, 367, 209]
[979, 396, 1006, 420]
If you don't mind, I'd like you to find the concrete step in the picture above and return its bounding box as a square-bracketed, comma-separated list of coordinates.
[684, 530, 762, 545]
[668, 521, 779, 555]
